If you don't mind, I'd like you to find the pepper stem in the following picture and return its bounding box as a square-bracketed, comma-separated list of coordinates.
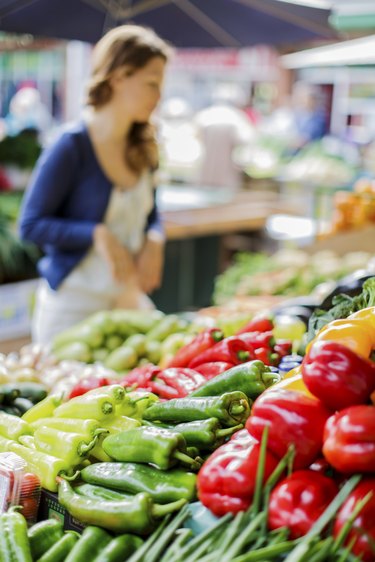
[262, 371, 281, 387]
[59, 470, 80, 481]
[152, 498, 187, 518]
[102, 401, 114, 415]
[93, 428, 110, 437]
[78, 434, 99, 456]
[229, 403, 246, 416]
[173, 450, 200, 467]
[216, 423, 243, 439]
[237, 350, 250, 361]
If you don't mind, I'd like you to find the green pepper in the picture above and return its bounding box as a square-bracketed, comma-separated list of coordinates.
[111, 309, 164, 335]
[91, 534, 143, 562]
[33, 426, 101, 465]
[102, 426, 200, 470]
[105, 346, 138, 372]
[116, 391, 159, 419]
[75, 482, 134, 501]
[190, 360, 280, 400]
[85, 384, 126, 404]
[154, 418, 244, 449]
[58, 478, 187, 535]
[18, 435, 36, 448]
[80, 462, 197, 503]
[145, 314, 187, 342]
[37, 531, 79, 562]
[143, 391, 251, 427]
[8, 442, 76, 492]
[52, 322, 104, 351]
[103, 414, 141, 433]
[90, 415, 141, 462]
[0, 411, 32, 440]
[28, 519, 64, 560]
[22, 394, 63, 423]
[30, 417, 103, 437]
[53, 393, 114, 421]
[0, 507, 32, 562]
[65, 526, 111, 562]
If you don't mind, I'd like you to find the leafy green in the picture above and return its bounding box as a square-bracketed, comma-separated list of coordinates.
[307, 277, 375, 342]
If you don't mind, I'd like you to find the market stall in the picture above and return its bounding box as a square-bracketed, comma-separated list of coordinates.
[0, 274, 374, 560]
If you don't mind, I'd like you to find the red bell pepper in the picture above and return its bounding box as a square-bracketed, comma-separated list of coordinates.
[333, 478, 375, 562]
[274, 340, 293, 357]
[197, 428, 279, 516]
[268, 469, 339, 539]
[323, 405, 375, 474]
[68, 376, 111, 399]
[188, 336, 250, 369]
[254, 347, 280, 366]
[156, 368, 206, 397]
[122, 364, 162, 389]
[236, 317, 274, 335]
[195, 362, 235, 379]
[237, 331, 275, 352]
[246, 389, 331, 469]
[166, 328, 224, 368]
[302, 340, 375, 410]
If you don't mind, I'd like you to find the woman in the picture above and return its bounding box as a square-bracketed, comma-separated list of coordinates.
[19, 25, 172, 344]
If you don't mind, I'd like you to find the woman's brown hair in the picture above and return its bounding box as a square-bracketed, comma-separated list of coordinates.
[87, 25, 172, 174]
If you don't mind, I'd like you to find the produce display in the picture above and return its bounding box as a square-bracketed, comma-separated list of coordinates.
[0, 281, 374, 561]
[213, 248, 375, 304]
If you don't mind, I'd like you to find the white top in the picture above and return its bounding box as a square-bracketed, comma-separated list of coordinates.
[62, 171, 154, 297]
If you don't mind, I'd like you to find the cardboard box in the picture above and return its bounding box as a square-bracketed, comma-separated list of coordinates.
[0, 279, 38, 341]
[37, 489, 84, 533]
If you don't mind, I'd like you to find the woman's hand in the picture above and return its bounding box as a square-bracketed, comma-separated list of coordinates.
[136, 231, 165, 294]
[93, 224, 138, 284]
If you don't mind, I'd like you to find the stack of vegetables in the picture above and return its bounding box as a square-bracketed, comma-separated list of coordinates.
[117, 317, 291, 400]
[51, 309, 190, 367]
[195, 306, 375, 561]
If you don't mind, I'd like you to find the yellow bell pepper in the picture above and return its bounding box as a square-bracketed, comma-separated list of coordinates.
[348, 306, 375, 337]
[306, 318, 373, 358]
[265, 371, 314, 398]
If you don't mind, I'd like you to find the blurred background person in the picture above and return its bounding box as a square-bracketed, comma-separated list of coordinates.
[193, 84, 255, 191]
[19, 25, 171, 344]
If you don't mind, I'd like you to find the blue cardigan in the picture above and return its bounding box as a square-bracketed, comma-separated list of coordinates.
[19, 121, 162, 290]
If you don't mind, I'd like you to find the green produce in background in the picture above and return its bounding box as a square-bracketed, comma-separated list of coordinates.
[53, 341, 92, 363]
[52, 323, 104, 351]
[146, 315, 187, 342]
[104, 346, 138, 372]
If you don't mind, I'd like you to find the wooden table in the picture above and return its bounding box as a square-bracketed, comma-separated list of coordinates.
[162, 190, 299, 240]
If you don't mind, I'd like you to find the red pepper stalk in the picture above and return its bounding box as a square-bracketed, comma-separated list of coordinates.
[323, 405, 375, 474]
[236, 317, 274, 335]
[195, 362, 235, 380]
[268, 469, 339, 539]
[197, 428, 279, 516]
[166, 328, 224, 368]
[302, 340, 375, 411]
[333, 478, 375, 562]
[246, 389, 332, 470]
[68, 376, 111, 399]
[188, 336, 250, 369]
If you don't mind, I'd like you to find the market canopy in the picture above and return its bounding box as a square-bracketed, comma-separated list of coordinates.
[0, 0, 336, 48]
